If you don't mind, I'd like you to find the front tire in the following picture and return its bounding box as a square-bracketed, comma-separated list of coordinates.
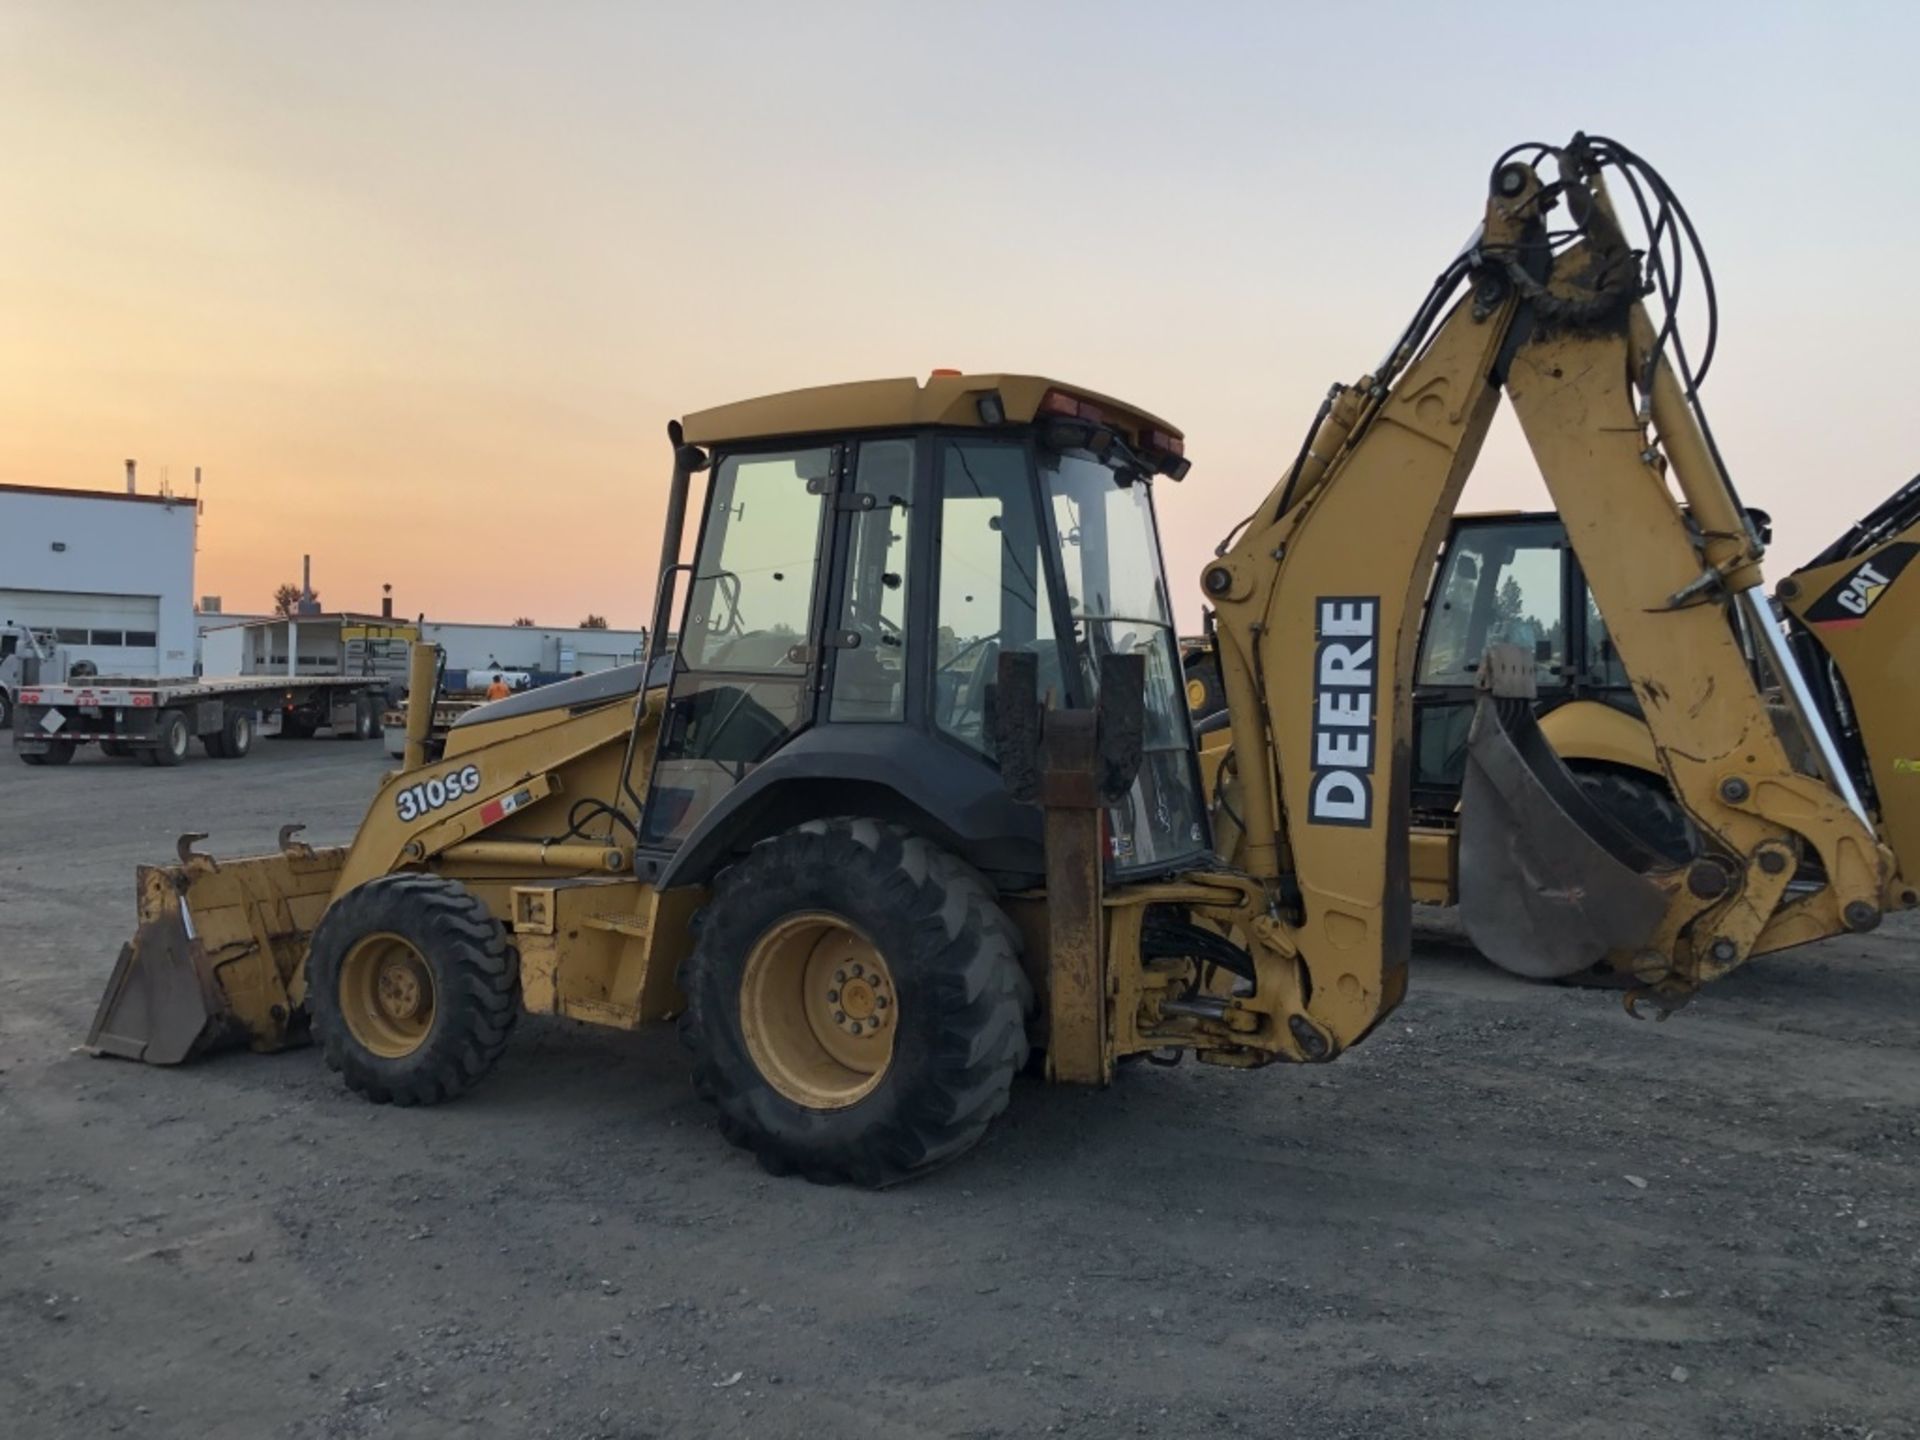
[679, 818, 1031, 1187]
[306, 874, 520, 1106]
[1184, 651, 1225, 719]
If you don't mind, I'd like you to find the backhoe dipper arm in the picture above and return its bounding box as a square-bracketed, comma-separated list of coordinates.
[1194, 137, 1898, 1064]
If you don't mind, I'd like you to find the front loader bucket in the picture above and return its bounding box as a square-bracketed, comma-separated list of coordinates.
[1458, 692, 1672, 979]
[87, 834, 347, 1064]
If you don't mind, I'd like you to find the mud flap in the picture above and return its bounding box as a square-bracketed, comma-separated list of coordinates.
[1457, 650, 1671, 979]
[87, 836, 346, 1064]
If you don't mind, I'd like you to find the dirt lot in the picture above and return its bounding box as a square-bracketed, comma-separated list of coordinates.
[2, 739, 1917, 1439]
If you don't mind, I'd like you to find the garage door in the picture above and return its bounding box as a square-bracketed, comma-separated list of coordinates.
[0, 589, 162, 673]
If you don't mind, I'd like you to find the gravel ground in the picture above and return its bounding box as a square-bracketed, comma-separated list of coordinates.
[2, 739, 1917, 1439]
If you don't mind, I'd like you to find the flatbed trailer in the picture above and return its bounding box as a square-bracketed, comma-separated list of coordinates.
[13, 674, 387, 767]
[381, 694, 482, 760]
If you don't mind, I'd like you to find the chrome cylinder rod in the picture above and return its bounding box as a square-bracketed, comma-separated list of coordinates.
[1737, 588, 1872, 829]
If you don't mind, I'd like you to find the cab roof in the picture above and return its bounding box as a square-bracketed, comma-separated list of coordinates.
[679, 372, 1182, 450]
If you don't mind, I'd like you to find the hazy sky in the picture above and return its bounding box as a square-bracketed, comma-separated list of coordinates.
[4, 2, 1915, 630]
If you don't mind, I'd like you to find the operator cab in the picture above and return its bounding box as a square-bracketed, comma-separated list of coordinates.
[637, 373, 1209, 888]
[1411, 507, 1772, 821]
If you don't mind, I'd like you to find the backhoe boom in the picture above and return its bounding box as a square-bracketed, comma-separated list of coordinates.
[1189, 136, 1900, 1064]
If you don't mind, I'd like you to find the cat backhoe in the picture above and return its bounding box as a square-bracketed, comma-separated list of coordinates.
[90, 134, 1917, 1184]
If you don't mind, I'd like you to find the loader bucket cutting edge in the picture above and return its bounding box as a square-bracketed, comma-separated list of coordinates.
[1457, 695, 1672, 979]
[88, 846, 347, 1064]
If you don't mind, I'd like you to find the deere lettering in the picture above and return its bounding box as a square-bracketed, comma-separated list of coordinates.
[1309, 597, 1378, 825]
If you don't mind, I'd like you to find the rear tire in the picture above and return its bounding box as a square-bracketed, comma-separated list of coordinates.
[337, 694, 379, 740]
[306, 874, 519, 1106]
[150, 711, 190, 767]
[0, 691, 11, 729]
[219, 709, 253, 759]
[36, 740, 75, 766]
[1572, 766, 1695, 864]
[679, 818, 1031, 1187]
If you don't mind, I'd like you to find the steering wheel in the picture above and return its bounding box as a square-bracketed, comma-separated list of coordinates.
[935, 631, 1002, 678]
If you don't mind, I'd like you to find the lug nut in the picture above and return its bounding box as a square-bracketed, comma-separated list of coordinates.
[827, 989, 839, 1003]
[850, 962, 863, 978]
[834, 1010, 846, 1024]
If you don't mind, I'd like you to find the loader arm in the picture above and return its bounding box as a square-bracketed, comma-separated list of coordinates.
[1194, 136, 1902, 1062]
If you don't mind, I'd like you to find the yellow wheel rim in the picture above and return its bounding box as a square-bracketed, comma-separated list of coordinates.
[337, 932, 437, 1059]
[1186, 676, 1207, 712]
[739, 913, 896, 1110]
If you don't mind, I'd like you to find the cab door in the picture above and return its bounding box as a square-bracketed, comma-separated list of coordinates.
[639, 444, 837, 851]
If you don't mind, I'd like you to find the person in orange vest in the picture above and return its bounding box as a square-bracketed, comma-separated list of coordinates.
[484, 671, 511, 701]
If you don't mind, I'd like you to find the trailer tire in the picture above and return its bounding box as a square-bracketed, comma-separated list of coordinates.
[0, 691, 11, 729]
[21, 740, 75, 766]
[356, 694, 379, 740]
[219, 709, 253, 760]
[307, 874, 520, 1107]
[101, 739, 132, 758]
[281, 712, 317, 740]
[149, 711, 191, 767]
[679, 818, 1031, 1188]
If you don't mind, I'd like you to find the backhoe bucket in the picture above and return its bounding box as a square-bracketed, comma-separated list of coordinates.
[1457, 686, 1672, 980]
[87, 835, 346, 1064]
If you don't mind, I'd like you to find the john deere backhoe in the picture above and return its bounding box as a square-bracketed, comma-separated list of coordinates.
[91, 135, 1919, 1185]
[1190, 484, 1920, 978]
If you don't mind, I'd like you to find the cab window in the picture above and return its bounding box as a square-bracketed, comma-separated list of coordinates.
[932, 439, 1060, 753]
[1418, 522, 1567, 687]
[678, 449, 831, 673]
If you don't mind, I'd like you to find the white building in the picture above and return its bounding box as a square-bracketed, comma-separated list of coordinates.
[197, 613, 646, 684]
[426, 621, 647, 676]
[0, 482, 199, 677]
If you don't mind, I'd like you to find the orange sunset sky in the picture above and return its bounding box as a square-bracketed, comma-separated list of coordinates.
[4, 2, 1915, 631]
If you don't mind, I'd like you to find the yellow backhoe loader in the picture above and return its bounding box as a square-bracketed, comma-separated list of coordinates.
[1190, 488, 1919, 977]
[90, 134, 1918, 1185]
